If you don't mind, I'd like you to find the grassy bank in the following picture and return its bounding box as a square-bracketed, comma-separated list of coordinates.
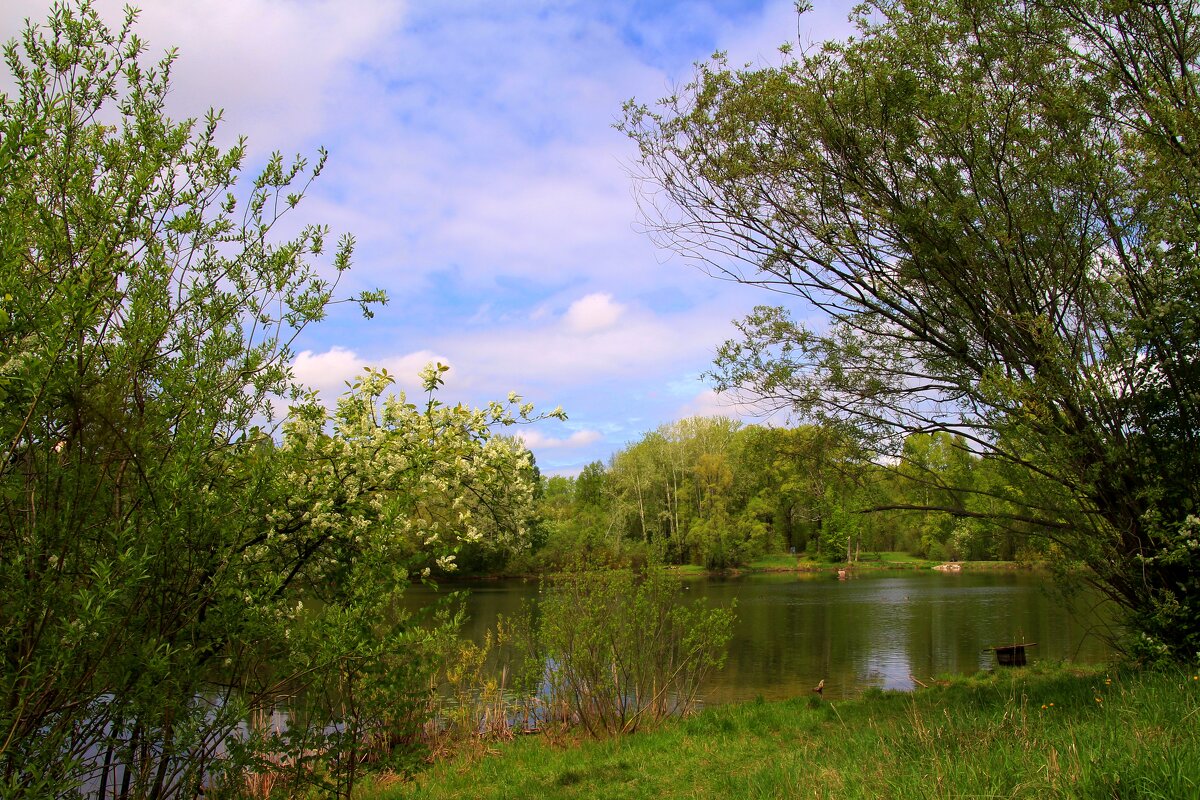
[744, 551, 1030, 573]
[363, 664, 1199, 799]
[453, 552, 1036, 581]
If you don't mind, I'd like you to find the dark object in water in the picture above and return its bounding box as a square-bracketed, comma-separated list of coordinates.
[984, 643, 1037, 667]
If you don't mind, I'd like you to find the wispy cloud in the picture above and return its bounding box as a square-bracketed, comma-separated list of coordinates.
[3, 0, 407, 155]
[291, 346, 449, 401]
[674, 388, 785, 423]
[3, 0, 861, 473]
[517, 429, 603, 450]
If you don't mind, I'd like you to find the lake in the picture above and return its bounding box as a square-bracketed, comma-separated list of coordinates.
[416, 570, 1121, 703]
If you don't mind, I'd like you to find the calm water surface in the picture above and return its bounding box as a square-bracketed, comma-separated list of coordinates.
[418, 570, 1120, 703]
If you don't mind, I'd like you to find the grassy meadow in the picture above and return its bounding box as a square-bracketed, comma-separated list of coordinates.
[362, 664, 1199, 799]
[740, 551, 1025, 573]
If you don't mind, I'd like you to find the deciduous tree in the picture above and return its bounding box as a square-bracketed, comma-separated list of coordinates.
[623, 0, 1200, 658]
[0, 4, 554, 795]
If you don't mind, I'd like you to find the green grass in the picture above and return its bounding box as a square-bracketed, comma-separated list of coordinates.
[746, 551, 937, 571]
[746, 553, 807, 570]
[361, 664, 1200, 799]
[663, 564, 709, 576]
[863, 550, 937, 568]
[746, 551, 1036, 572]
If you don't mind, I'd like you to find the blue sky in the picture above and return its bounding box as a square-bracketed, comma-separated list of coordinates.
[3, 0, 858, 474]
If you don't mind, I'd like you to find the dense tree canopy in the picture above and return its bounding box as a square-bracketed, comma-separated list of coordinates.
[622, 0, 1200, 660]
[528, 417, 1024, 571]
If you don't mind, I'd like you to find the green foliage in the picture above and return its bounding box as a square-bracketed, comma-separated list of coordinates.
[370, 665, 1200, 800]
[421, 601, 545, 755]
[1129, 515, 1200, 666]
[0, 4, 557, 796]
[623, 0, 1200, 657]
[574, 461, 608, 509]
[538, 565, 735, 736]
[536, 418, 1012, 570]
[0, 3, 358, 792]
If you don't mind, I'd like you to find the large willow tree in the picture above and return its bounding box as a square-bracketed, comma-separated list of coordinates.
[0, 3, 550, 796]
[623, 0, 1200, 660]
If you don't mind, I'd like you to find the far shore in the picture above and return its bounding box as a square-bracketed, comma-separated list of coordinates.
[445, 552, 1048, 582]
[677, 554, 1043, 578]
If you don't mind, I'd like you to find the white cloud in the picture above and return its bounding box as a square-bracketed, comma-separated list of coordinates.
[316, 114, 669, 297]
[675, 388, 788, 423]
[292, 346, 366, 392]
[517, 429, 602, 449]
[2, 0, 860, 474]
[291, 346, 451, 402]
[563, 293, 625, 334]
[1, 0, 407, 154]
[422, 296, 746, 399]
[719, 0, 859, 68]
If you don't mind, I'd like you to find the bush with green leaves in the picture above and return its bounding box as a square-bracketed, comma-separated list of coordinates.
[0, 4, 556, 797]
[623, 0, 1200, 659]
[539, 566, 735, 736]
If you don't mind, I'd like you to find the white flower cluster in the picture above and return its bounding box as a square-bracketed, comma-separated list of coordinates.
[258, 365, 559, 582]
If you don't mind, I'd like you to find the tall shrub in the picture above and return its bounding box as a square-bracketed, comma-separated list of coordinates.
[539, 566, 734, 736]
[0, 4, 555, 795]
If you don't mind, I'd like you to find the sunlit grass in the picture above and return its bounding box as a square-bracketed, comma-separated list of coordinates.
[745, 553, 804, 570]
[663, 564, 708, 576]
[362, 664, 1200, 800]
[746, 551, 931, 570]
[869, 551, 937, 567]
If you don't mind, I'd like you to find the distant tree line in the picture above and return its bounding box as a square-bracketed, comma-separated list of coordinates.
[474, 416, 1052, 574]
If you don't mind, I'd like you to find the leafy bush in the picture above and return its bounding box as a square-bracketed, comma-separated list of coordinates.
[538, 565, 735, 736]
[1129, 515, 1200, 666]
[0, 5, 557, 795]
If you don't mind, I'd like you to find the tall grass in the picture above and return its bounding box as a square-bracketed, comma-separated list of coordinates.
[365, 664, 1200, 799]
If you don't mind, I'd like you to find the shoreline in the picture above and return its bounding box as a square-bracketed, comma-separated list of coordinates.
[448, 555, 1047, 583]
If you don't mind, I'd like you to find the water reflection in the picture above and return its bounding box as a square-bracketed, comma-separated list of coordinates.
[409, 571, 1120, 704]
